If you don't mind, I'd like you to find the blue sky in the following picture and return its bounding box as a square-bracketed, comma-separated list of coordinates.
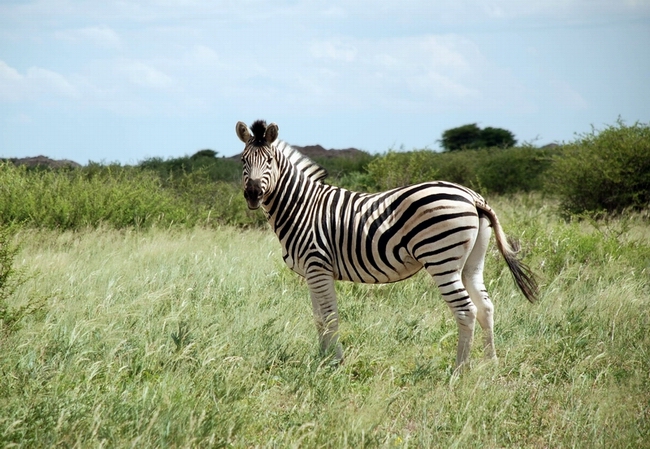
[1, 0, 649, 164]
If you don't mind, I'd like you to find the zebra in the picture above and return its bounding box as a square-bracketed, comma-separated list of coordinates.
[235, 120, 538, 370]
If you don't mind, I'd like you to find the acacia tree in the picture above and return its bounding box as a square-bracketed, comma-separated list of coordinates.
[190, 149, 218, 159]
[440, 124, 516, 151]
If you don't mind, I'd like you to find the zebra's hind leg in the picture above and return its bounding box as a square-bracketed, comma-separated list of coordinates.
[462, 213, 497, 361]
[432, 272, 477, 371]
[306, 272, 343, 363]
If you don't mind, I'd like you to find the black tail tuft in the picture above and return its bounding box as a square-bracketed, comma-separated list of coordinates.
[504, 252, 539, 303]
[478, 202, 540, 304]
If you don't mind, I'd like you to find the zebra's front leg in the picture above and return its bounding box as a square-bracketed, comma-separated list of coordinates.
[306, 272, 343, 363]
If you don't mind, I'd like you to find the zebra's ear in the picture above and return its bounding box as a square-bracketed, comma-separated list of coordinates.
[265, 123, 279, 144]
[236, 121, 251, 143]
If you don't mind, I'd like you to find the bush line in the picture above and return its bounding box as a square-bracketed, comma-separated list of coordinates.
[1, 119, 647, 231]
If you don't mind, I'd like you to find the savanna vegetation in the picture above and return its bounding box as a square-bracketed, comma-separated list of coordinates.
[439, 123, 517, 152]
[0, 120, 648, 447]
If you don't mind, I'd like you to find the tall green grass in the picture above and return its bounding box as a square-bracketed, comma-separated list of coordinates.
[1, 197, 648, 447]
[0, 163, 185, 229]
[0, 163, 264, 230]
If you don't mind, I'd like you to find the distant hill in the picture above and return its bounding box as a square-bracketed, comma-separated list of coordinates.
[230, 144, 370, 160]
[292, 145, 369, 159]
[2, 156, 81, 169]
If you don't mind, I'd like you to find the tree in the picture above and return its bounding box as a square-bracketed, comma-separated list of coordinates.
[440, 124, 517, 152]
[190, 149, 218, 160]
[440, 124, 482, 152]
[480, 127, 517, 148]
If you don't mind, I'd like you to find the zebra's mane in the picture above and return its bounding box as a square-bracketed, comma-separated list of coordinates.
[250, 120, 268, 147]
[248, 119, 328, 183]
[275, 140, 328, 183]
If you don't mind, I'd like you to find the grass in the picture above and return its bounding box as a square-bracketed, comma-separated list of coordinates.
[1, 197, 649, 448]
[0, 163, 265, 231]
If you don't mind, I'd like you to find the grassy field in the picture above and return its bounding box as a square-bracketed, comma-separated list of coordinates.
[1, 196, 649, 448]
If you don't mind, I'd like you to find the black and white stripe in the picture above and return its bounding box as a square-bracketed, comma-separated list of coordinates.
[236, 120, 538, 369]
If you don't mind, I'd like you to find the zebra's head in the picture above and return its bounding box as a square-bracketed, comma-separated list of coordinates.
[235, 120, 279, 210]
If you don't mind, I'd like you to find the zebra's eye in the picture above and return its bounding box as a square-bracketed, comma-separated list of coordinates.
[267, 156, 273, 164]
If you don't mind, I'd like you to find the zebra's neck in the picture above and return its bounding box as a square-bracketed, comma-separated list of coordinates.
[263, 157, 326, 235]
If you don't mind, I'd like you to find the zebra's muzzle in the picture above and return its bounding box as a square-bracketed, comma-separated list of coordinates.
[244, 178, 263, 210]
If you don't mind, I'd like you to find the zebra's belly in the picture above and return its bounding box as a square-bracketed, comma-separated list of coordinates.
[285, 255, 422, 283]
[334, 253, 424, 284]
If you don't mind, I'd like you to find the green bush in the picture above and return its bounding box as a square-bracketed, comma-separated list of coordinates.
[0, 164, 187, 229]
[547, 120, 650, 215]
[415, 150, 481, 188]
[478, 145, 555, 194]
[365, 146, 556, 194]
[138, 151, 242, 184]
[168, 169, 266, 228]
[366, 150, 439, 191]
[0, 163, 264, 230]
[336, 171, 376, 192]
[312, 152, 376, 185]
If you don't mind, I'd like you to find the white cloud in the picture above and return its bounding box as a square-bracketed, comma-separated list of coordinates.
[319, 5, 347, 18]
[408, 71, 476, 99]
[187, 45, 222, 67]
[0, 60, 79, 100]
[117, 60, 174, 89]
[3, 0, 648, 29]
[1, 0, 643, 119]
[0, 60, 24, 100]
[306, 35, 486, 110]
[310, 40, 357, 62]
[27, 67, 80, 98]
[0, 60, 21, 81]
[467, 0, 650, 21]
[309, 0, 650, 26]
[418, 35, 473, 72]
[55, 25, 122, 49]
[177, 31, 523, 114]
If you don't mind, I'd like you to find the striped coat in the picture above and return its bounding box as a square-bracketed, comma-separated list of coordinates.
[236, 120, 537, 370]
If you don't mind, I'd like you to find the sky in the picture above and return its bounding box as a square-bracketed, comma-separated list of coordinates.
[1, 0, 649, 165]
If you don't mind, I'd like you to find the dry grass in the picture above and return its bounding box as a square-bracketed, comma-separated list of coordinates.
[1, 199, 649, 448]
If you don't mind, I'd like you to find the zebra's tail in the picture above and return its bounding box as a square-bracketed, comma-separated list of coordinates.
[477, 202, 539, 303]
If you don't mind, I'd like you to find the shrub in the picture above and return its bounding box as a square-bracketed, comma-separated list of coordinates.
[0, 163, 266, 230]
[169, 169, 266, 228]
[336, 171, 376, 192]
[478, 145, 556, 194]
[420, 150, 481, 188]
[312, 152, 376, 185]
[0, 163, 189, 229]
[547, 120, 650, 215]
[138, 151, 242, 184]
[366, 150, 439, 190]
[365, 146, 556, 194]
